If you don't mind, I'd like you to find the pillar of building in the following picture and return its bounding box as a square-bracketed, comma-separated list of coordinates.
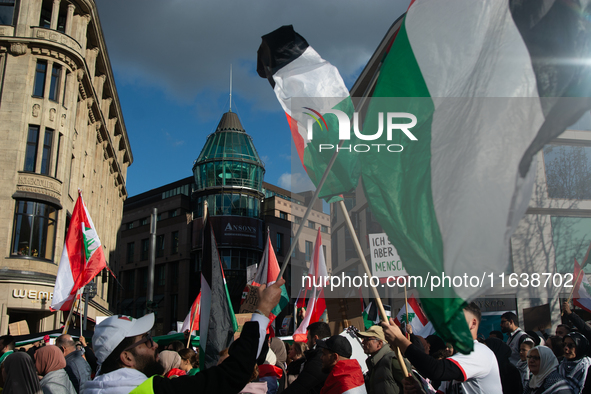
[49, 0, 60, 30]
[65, 3, 75, 36]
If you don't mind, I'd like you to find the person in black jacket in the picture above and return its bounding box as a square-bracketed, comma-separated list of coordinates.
[563, 301, 591, 345]
[83, 278, 285, 394]
[282, 322, 331, 394]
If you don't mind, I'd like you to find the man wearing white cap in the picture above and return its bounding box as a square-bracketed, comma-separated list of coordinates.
[82, 279, 285, 394]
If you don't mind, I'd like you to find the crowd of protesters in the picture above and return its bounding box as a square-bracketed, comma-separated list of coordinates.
[2, 292, 591, 394]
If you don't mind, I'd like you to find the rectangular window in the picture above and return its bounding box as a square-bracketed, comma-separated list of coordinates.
[276, 233, 284, 256]
[40, 128, 53, 175]
[53, 133, 62, 178]
[543, 145, 591, 200]
[307, 221, 315, 229]
[141, 239, 149, 261]
[170, 209, 178, 218]
[305, 241, 313, 262]
[171, 231, 179, 254]
[279, 211, 287, 220]
[11, 200, 57, 261]
[48, 64, 62, 101]
[39, 0, 52, 28]
[62, 72, 68, 105]
[156, 265, 165, 287]
[294, 216, 302, 225]
[156, 234, 164, 258]
[24, 126, 39, 172]
[321, 225, 329, 234]
[127, 221, 134, 230]
[126, 242, 134, 264]
[33, 61, 47, 97]
[0, 0, 15, 25]
[141, 217, 148, 226]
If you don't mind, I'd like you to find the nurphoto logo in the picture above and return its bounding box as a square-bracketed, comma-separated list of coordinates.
[303, 108, 418, 153]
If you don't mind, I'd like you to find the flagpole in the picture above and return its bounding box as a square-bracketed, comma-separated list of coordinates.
[62, 289, 80, 334]
[337, 200, 410, 378]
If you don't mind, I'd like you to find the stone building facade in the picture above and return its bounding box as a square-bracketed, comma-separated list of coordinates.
[0, 0, 132, 334]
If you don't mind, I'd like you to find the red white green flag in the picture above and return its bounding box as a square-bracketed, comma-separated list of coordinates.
[252, 233, 289, 328]
[393, 296, 435, 338]
[293, 229, 328, 342]
[181, 292, 201, 332]
[51, 192, 106, 311]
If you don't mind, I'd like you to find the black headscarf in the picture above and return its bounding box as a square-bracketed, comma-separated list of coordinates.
[565, 332, 590, 360]
[485, 337, 523, 394]
[3, 352, 42, 394]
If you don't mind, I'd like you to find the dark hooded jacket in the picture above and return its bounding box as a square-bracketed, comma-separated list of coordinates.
[485, 337, 523, 394]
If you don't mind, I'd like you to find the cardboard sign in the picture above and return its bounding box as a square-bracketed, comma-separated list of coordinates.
[523, 304, 551, 331]
[326, 298, 363, 322]
[9, 320, 29, 335]
[234, 313, 253, 340]
[329, 317, 365, 334]
[239, 284, 260, 313]
[368, 233, 407, 277]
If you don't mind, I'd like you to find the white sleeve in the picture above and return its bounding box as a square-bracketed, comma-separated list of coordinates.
[250, 313, 270, 358]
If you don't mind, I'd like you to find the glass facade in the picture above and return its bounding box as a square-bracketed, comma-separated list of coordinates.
[194, 159, 263, 190]
[194, 193, 260, 218]
[11, 200, 57, 260]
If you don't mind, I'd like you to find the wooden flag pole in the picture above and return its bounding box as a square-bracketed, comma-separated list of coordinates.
[337, 200, 410, 378]
[62, 289, 80, 334]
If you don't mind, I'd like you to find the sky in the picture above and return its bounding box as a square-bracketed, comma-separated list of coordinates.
[95, 0, 409, 197]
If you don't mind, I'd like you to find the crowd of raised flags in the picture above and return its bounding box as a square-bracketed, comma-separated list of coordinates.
[3, 0, 589, 393]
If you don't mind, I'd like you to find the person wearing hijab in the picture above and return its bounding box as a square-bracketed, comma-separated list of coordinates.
[484, 337, 523, 394]
[270, 338, 287, 393]
[157, 350, 186, 378]
[35, 345, 76, 394]
[3, 351, 42, 394]
[559, 332, 591, 394]
[525, 346, 573, 394]
[517, 335, 535, 388]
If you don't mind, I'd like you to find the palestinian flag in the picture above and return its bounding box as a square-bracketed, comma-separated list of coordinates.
[393, 296, 435, 338]
[574, 259, 591, 313]
[199, 219, 236, 369]
[362, 302, 391, 330]
[181, 292, 201, 332]
[352, 0, 591, 353]
[293, 229, 328, 342]
[51, 192, 106, 311]
[257, 25, 360, 201]
[252, 233, 289, 329]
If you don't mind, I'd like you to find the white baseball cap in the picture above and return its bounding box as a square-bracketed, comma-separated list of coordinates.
[93, 313, 155, 366]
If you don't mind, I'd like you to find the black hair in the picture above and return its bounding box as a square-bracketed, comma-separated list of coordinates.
[167, 341, 185, 352]
[464, 302, 482, 323]
[307, 322, 331, 341]
[500, 312, 518, 325]
[557, 324, 571, 333]
[547, 335, 564, 358]
[99, 336, 136, 375]
[489, 330, 504, 340]
[0, 335, 15, 351]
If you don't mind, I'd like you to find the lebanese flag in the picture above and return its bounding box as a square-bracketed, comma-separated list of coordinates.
[51, 193, 106, 311]
[257, 25, 359, 202]
[574, 259, 591, 313]
[320, 359, 367, 394]
[293, 229, 328, 342]
[181, 292, 201, 332]
[252, 233, 289, 327]
[393, 296, 435, 337]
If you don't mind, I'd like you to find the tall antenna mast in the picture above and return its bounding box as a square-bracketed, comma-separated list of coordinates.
[229, 64, 232, 112]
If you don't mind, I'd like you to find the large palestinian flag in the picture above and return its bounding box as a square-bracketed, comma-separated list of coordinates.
[259, 0, 591, 354]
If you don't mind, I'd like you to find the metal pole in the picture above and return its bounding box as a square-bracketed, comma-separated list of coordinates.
[83, 286, 89, 330]
[147, 208, 157, 315]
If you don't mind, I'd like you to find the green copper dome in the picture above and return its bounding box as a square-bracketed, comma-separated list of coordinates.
[193, 111, 265, 192]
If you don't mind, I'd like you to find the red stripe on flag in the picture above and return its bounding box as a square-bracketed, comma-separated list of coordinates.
[408, 296, 429, 326]
[286, 113, 306, 169]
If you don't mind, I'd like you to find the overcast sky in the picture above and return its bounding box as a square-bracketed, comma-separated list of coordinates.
[96, 0, 408, 196]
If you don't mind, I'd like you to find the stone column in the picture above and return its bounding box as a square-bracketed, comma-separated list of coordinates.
[78, 14, 91, 51]
[65, 3, 75, 36]
[50, 0, 60, 30]
[85, 47, 99, 80]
